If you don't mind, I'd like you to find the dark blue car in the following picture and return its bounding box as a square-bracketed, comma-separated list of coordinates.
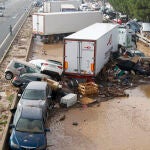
[9, 106, 50, 150]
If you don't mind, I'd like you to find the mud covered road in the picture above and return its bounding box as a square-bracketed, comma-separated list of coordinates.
[31, 37, 150, 150]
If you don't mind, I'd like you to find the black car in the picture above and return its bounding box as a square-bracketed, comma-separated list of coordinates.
[117, 59, 150, 76]
[12, 73, 51, 93]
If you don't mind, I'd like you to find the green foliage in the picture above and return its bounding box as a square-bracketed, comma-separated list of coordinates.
[7, 94, 14, 103]
[108, 0, 150, 22]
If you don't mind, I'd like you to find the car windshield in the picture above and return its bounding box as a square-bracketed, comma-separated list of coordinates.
[22, 89, 46, 100]
[16, 118, 44, 133]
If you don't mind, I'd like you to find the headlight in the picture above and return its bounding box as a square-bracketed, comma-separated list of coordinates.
[11, 140, 19, 149]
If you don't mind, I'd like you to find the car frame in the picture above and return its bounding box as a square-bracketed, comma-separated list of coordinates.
[5, 59, 40, 80]
[29, 59, 63, 80]
[12, 73, 51, 93]
[17, 81, 52, 119]
[125, 49, 145, 57]
[9, 106, 50, 150]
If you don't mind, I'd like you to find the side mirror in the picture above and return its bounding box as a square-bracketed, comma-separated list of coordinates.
[9, 124, 15, 129]
[18, 93, 21, 97]
[45, 128, 50, 132]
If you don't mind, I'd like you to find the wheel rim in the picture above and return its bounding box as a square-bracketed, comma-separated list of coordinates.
[5, 73, 12, 80]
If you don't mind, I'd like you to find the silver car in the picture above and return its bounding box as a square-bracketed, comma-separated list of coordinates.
[5, 59, 40, 80]
[18, 81, 52, 120]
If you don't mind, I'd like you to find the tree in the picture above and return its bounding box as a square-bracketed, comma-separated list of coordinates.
[108, 0, 150, 22]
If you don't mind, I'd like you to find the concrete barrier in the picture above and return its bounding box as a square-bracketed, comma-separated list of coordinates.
[0, 94, 18, 150]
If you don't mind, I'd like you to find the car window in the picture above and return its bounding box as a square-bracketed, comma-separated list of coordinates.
[16, 118, 44, 133]
[14, 63, 24, 68]
[126, 51, 133, 57]
[25, 66, 36, 73]
[22, 89, 46, 100]
[13, 108, 21, 125]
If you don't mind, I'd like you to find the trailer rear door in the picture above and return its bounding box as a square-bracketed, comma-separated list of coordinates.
[33, 14, 44, 35]
[64, 40, 95, 75]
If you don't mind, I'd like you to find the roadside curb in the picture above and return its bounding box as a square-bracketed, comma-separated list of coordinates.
[0, 94, 18, 150]
[0, 7, 32, 65]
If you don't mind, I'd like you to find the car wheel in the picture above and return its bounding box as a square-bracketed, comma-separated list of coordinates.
[5, 72, 13, 80]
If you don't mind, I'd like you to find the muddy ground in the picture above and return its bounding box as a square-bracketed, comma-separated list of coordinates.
[31, 37, 150, 150]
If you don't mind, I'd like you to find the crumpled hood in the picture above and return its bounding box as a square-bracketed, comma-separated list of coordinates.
[12, 130, 46, 148]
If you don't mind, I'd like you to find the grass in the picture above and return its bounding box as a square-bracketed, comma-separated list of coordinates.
[7, 94, 14, 103]
[0, 120, 7, 125]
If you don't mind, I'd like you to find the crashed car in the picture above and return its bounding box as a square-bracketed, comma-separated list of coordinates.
[5, 59, 40, 80]
[17, 81, 52, 118]
[125, 49, 145, 57]
[116, 59, 150, 76]
[12, 73, 51, 93]
[9, 106, 50, 150]
[29, 59, 63, 80]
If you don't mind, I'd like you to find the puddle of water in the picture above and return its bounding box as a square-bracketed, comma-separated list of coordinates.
[31, 37, 63, 62]
[139, 85, 150, 98]
[47, 84, 150, 150]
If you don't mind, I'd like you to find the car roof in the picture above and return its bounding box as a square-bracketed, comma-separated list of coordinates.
[10, 59, 37, 68]
[25, 81, 47, 90]
[129, 49, 144, 54]
[21, 106, 43, 119]
[20, 73, 50, 78]
[29, 59, 47, 64]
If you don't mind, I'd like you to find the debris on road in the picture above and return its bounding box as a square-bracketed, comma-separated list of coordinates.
[78, 82, 99, 96]
[80, 97, 96, 105]
[60, 93, 77, 107]
[72, 122, 78, 126]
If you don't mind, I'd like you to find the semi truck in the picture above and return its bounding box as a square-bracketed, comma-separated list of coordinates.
[32, 11, 102, 36]
[43, 0, 81, 13]
[63, 23, 136, 78]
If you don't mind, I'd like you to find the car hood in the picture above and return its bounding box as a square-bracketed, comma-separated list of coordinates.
[19, 99, 45, 108]
[11, 130, 46, 148]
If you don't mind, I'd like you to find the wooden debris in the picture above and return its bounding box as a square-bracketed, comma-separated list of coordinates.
[78, 82, 99, 95]
[80, 97, 96, 105]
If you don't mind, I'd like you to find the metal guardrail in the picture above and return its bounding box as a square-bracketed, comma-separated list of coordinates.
[0, 5, 33, 64]
[0, 6, 33, 150]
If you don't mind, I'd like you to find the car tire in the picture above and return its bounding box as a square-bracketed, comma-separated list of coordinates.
[5, 72, 13, 80]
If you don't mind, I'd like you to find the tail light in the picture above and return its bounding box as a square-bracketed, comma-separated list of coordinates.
[43, 63, 48, 66]
[13, 76, 18, 81]
[64, 61, 68, 70]
[57, 66, 63, 69]
[90, 63, 94, 72]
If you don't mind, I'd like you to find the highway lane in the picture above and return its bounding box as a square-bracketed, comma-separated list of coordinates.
[0, 0, 33, 59]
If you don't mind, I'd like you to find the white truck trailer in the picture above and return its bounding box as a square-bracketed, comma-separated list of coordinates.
[32, 11, 102, 36]
[63, 23, 119, 77]
[60, 4, 77, 12]
[43, 0, 81, 13]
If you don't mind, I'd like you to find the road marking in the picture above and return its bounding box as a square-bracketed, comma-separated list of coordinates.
[12, 13, 18, 19]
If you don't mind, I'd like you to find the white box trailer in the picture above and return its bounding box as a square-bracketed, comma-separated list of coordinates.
[43, 0, 81, 13]
[63, 23, 119, 77]
[32, 11, 102, 36]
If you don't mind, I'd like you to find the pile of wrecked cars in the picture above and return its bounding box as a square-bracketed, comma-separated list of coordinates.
[5, 23, 150, 150]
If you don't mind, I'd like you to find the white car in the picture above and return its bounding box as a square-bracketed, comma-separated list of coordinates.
[29, 59, 63, 80]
